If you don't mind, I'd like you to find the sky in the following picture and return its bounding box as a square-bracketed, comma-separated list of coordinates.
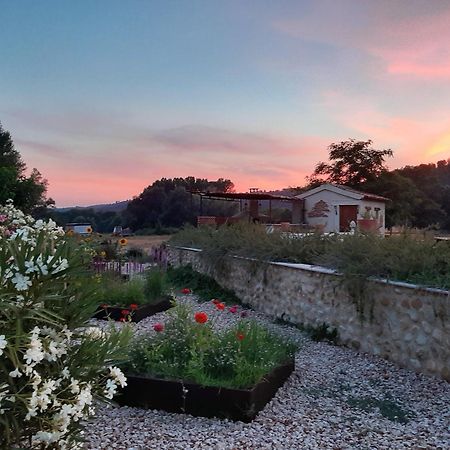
[1, 0, 450, 206]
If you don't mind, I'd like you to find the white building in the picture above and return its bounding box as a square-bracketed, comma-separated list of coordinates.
[65, 223, 93, 235]
[295, 184, 388, 234]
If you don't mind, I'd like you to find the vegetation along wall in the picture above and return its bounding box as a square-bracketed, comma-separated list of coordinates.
[168, 246, 450, 381]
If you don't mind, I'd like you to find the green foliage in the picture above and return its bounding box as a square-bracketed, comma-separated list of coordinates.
[144, 269, 168, 302]
[0, 202, 130, 449]
[95, 275, 147, 307]
[0, 123, 53, 213]
[171, 224, 450, 320]
[171, 223, 332, 266]
[167, 264, 241, 304]
[307, 139, 393, 188]
[123, 176, 236, 231]
[306, 323, 338, 344]
[124, 303, 297, 389]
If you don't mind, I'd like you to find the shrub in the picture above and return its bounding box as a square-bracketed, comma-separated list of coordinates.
[95, 275, 147, 307]
[167, 265, 240, 304]
[170, 224, 450, 290]
[0, 201, 130, 449]
[144, 268, 168, 302]
[124, 302, 297, 389]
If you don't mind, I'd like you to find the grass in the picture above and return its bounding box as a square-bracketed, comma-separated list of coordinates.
[170, 224, 450, 290]
[95, 268, 170, 307]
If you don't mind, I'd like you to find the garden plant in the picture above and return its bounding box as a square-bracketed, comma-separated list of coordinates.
[124, 301, 297, 389]
[0, 201, 130, 450]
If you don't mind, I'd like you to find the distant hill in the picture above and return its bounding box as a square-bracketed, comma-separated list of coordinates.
[56, 200, 130, 213]
[86, 200, 130, 212]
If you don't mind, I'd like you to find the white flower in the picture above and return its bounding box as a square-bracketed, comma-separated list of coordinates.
[0, 335, 6, 356]
[104, 379, 117, 399]
[69, 378, 80, 394]
[9, 368, 22, 378]
[109, 366, 127, 388]
[84, 327, 104, 340]
[11, 272, 32, 291]
[77, 385, 93, 407]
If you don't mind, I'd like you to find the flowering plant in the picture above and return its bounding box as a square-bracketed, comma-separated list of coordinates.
[0, 201, 131, 449]
[125, 302, 296, 389]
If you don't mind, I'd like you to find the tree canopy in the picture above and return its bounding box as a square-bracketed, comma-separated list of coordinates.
[0, 122, 53, 212]
[124, 177, 236, 231]
[308, 139, 393, 188]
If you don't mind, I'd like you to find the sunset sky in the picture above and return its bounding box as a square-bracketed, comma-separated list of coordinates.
[1, 0, 450, 206]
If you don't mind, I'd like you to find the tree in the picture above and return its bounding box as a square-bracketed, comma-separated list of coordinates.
[0, 122, 54, 212]
[124, 176, 235, 231]
[308, 139, 393, 188]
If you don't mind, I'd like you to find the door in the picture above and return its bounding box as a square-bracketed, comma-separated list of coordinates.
[339, 205, 358, 232]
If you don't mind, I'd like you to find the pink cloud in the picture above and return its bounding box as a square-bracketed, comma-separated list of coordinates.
[273, 3, 450, 80]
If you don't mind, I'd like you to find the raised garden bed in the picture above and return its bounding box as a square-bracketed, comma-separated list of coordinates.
[117, 359, 294, 422]
[93, 297, 173, 323]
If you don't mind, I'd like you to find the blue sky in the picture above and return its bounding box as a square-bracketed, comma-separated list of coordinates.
[1, 0, 449, 205]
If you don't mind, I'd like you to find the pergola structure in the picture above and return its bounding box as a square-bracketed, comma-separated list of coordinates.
[191, 191, 304, 225]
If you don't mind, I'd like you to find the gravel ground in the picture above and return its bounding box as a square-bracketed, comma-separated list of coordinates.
[84, 294, 450, 450]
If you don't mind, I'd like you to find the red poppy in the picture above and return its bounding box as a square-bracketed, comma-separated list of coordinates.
[215, 302, 225, 311]
[153, 323, 164, 332]
[130, 304, 139, 310]
[211, 299, 220, 305]
[121, 309, 130, 316]
[228, 306, 238, 314]
[236, 333, 245, 341]
[194, 312, 208, 324]
[181, 288, 191, 294]
[119, 317, 126, 322]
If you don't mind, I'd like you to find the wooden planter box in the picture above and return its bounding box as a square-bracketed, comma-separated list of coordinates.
[117, 359, 294, 422]
[93, 297, 172, 323]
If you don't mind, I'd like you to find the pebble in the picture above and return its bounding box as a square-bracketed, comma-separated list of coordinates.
[84, 294, 450, 449]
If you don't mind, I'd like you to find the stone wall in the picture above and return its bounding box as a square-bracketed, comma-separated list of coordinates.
[168, 246, 450, 381]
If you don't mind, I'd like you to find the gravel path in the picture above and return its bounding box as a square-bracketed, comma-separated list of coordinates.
[84, 295, 450, 450]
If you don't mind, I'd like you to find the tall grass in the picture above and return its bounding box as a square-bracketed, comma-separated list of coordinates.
[170, 225, 450, 290]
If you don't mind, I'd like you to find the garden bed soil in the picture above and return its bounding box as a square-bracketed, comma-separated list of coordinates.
[93, 297, 172, 322]
[117, 359, 295, 422]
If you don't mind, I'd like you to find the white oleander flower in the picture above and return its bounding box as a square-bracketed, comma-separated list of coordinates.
[109, 366, 127, 388]
[11, 272, 32, 291]
[9, 368, 22, 378]
[0, 335, 7, 356]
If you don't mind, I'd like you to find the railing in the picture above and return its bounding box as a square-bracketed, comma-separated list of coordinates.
[92, 261, 151, 277]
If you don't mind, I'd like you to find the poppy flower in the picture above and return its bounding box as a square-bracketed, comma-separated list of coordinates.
[236, 333, 245, 341]
[119, 317, 126, 322]
[211, 299, 220, 305]
[181, 288, 191, 294]
[153, 323, 164, 332]
[119, 238, 128, 246]
[228, 306, 238, 314]
[130, 304, 139, 310]
[121, 309, 130, 316]
[194, 312, 208, 324]
[215, 302, 225, 311]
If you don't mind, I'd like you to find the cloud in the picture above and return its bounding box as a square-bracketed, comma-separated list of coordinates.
[272, 2, 450, 80]
[6, 110, 329, 205]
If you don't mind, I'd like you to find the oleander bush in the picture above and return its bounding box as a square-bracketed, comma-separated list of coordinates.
[0, 201, 131, 450]
[124, 302, 297, 389]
